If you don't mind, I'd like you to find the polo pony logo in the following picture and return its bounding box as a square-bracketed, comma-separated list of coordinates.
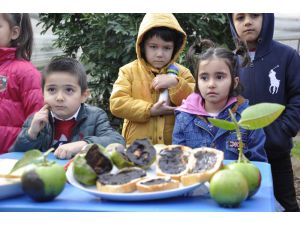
[0, 75, 8, 92]
[268, 65, 280, 94]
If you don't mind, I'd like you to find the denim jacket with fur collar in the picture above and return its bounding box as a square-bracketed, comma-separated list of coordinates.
[173, 95, 267, 162]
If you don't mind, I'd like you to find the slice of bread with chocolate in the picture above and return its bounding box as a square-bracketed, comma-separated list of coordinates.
[156, 145, 191, 180]
[96, 167, 147, 193]
[181, 147, 224, 186]
[136, 176, 179, 192]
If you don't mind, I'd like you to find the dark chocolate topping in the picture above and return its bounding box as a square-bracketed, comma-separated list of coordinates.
[98, 168, 146, 185]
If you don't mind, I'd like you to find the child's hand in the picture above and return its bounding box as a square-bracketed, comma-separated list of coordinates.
[28, 104, 50, 139]
[54, 141, 88, 159]
[151, 74, 178, 91]
[150, 101, 176, 116]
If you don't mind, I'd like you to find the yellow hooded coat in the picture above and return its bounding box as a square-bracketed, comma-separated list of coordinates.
[110, 13, 195, 145]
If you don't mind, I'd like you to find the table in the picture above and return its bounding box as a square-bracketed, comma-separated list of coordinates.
[0, 152, 276, 212]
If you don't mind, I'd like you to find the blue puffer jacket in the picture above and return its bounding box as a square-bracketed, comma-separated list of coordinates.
[173, 95, 267, 162]
[10, 104, 125, 152]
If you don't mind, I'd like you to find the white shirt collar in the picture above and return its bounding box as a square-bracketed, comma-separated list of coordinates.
[51, 105, 81, 121]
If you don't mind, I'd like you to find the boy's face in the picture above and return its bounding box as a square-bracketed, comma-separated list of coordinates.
[144, 35, 174, 69]
[232, 13, 263, 49]
[43, 72, 89, 120]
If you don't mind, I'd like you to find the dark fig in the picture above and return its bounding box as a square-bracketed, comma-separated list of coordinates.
[126, 138, 156, 169]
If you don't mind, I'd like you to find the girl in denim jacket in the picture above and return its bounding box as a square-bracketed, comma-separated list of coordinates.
[172, 39, 267, 162]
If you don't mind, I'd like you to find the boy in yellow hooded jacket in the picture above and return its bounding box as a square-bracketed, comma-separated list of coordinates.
[110, 13, 195, 145]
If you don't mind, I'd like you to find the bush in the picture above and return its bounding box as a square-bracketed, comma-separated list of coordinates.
[38, 13, 232, 128]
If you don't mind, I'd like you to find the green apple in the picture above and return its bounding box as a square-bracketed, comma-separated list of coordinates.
[21, 161, 66, 202]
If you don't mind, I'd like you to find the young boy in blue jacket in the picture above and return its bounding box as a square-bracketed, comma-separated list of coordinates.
[10, 57, 125, 159]
[229, 13, 300, 211]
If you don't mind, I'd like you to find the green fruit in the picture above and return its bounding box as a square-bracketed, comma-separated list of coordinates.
[73, 144, 113, 185]
[106, 143, 134, 169]
[227, 162, 261, 198]
[21, 161, 66, 202]
[84, 144, 113, 174]
[73, 155, 97, 186]
[105, 143, 125, 154]
[110, 149, 135, 169]
[209, 169, 249, 208]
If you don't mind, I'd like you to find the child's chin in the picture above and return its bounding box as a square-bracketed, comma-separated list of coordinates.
[52, 112, 69, 120]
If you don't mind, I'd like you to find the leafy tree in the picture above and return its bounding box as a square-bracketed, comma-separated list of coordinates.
[38, 13, 232, 128]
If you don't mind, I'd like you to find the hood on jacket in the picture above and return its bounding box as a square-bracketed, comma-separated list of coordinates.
[136, 13, 186, 74]
[228, 13, 274, 59]
[176, 93, 237, 116]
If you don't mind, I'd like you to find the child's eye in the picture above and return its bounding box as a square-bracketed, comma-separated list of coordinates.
[235, 15, 244, 21]
[251, 13, 261, 19]
[217, 74, 224, 80]
[47, 87, 56, 93]
[199, 75, 208, 81]
[66, 88, 74, 94]
[164, 46, 172, 51]
[149, 45, 157, 49]
[216, 74, 225, 80]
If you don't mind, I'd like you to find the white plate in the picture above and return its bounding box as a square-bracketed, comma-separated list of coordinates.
[66, 163, 207, 201]
[0, 159, 24, 200]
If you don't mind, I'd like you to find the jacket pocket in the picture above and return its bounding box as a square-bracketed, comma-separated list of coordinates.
[264, 120, 293, 158]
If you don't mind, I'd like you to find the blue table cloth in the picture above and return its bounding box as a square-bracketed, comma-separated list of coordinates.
[0, 152, 276, 212]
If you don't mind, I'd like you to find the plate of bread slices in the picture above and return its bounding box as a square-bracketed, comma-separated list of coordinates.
[66, 141, 224, 201]
[66, 162, 205, 201]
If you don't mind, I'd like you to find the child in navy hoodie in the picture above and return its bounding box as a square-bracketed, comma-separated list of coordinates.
[229, 13, 300, 211]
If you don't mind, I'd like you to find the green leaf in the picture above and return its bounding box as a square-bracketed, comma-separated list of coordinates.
[239, 103, 285, 130]
[208, 118, 236, 130]
[9, 150, 43, 174]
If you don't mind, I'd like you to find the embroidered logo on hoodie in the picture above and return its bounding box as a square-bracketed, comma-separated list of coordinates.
[268, 65, 280, 94]
[0, 75, 7, 92]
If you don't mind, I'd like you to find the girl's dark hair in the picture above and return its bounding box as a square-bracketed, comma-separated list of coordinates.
[3, 13, 33, 60]
[140, 26, 184, 61]
[43, 57, 88, 93]
[187, 38, 250, 97]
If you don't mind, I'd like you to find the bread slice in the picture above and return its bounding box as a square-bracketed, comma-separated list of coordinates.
[181, 147, 224, 186]
[156, 145, 191, 181]
[136, 176, 179, 192]
[96, 167, 147, 193]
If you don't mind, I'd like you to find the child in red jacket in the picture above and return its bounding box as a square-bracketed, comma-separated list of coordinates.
[0, 13, 43, 153]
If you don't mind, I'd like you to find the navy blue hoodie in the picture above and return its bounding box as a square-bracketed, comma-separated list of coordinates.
[228, 13, 300, 159]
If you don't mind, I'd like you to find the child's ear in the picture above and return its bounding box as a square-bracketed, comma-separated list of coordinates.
[11, 26, 21, 40]
[81, 89, 91, 103]
[234, 77, 239, 89]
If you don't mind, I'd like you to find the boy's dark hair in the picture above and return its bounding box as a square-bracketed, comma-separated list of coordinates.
[140, 26, 184, 61]
[3, 13, 33, 61]
[187, 38, 250, 97]
[43, 57, 88, 92]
